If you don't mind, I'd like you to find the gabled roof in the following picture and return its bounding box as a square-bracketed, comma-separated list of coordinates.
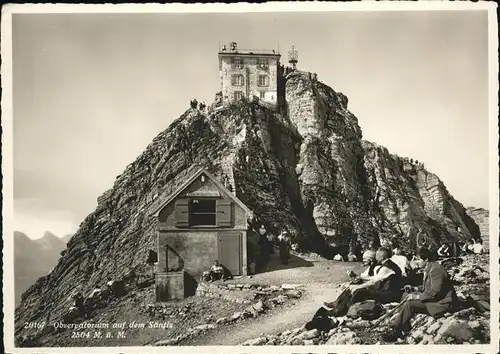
[151, 166, 253, 217]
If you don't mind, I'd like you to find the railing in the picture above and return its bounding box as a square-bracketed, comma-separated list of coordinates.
[220, 48, 280, 55]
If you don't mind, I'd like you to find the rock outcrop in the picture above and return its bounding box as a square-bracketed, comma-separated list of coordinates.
[466, 207, 489, 250]
[15, 70, 487, 341]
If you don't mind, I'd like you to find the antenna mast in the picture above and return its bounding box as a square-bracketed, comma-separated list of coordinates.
[288, 45, 298, 70]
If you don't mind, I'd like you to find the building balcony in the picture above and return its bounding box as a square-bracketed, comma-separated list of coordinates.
[219, 48, 281, 57]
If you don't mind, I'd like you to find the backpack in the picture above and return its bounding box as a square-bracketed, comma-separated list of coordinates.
[346, 299, 385, 320]
[305, 306, 337, 332]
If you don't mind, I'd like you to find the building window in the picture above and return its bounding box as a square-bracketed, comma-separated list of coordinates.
[258, 58, 269, 70]
[189, 199, 216, 226]
[234, 91, 243, 101]
[259, 92, 266, 100]
[231, 57, 244, 69]
[258, 75, 269, 87]
[231, 74, 244, 86]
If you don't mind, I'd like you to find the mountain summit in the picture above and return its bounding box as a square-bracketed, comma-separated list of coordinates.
[15, 70, 483, 337]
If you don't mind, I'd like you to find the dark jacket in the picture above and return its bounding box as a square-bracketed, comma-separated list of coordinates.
[378, 259, 403, 292]
[419, 261, 457, 316]
[367, 259, 403, 293]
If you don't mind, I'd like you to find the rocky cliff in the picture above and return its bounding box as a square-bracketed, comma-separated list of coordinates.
[15, 70, 487, 338]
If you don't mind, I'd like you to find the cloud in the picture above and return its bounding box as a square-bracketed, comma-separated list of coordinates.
[14, 198, 78, 240]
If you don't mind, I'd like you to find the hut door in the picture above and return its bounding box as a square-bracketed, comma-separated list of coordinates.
[218, 232, 241, 276]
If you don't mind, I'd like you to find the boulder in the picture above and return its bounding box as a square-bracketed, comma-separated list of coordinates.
[229, 312, 243, 321]
[252, 300, 266, 313]
[325, 330, 361, 345]
[426, 321, 442, 335]
[242, 336, 267, 346]
[284, 289, 302, 299]
[194, 324, 216, 331]
[437, 319, 475, 343]
[298, 328, 320, 340]
[216, 317, 227, 325]
[303, 338, 319, 345]
[243, 308, 257, 318]
[269, 295, 287, 305]
[155, 338, 179, 346]
[281, 284, 300, 290]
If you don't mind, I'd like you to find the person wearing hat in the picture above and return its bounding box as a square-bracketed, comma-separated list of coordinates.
[324, 248, 401, 309]
[346, 248, 403, 307]
[278, 230, 290, 264]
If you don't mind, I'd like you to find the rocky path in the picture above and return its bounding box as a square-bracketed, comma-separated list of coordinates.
[181, 257, 363, 346]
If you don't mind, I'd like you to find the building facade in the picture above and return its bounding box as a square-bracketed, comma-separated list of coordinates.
[153, 167, 252, 301]
[219, 42, 281, 105]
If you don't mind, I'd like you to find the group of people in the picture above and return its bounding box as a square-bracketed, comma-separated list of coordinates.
[436, 238, 484, 258]
[324, 245, 458, 342]
[249, 222, 292, 271]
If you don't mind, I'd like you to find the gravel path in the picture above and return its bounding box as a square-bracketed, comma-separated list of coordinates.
[182, 255, 364, 346]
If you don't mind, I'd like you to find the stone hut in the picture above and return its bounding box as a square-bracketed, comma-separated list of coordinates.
[152, 167, 252, 301]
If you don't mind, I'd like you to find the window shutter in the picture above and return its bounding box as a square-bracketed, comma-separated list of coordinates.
[175, 199, 189, 227]
[216, 200, 232, 227]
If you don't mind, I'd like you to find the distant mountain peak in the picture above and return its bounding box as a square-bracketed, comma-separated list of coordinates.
[14, 230, 30, 239]
[42, 231, 59, 239]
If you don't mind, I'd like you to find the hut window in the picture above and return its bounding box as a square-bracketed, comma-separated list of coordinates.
[189, 199, 217, 226]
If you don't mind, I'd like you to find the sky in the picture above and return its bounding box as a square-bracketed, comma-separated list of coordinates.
[11, 9, 491, 239]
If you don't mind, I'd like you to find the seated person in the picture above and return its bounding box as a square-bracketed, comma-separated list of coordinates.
[201, 270, 211, 282]
[347, 253, 358, 262]
[325, 249, 402, 308]
[391, 248, 411, 278]
[333, 253, 345, 261]
[209, 260, 225, 281]
[437, 243, 451, 258]
[355, 249, 377, 279]
[392, 242, 401, 256]
[381, 247, 457, 342]
[472, 239, 485, 254]
[323, 251, 377, 308]
[348, 247, 403, 305]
